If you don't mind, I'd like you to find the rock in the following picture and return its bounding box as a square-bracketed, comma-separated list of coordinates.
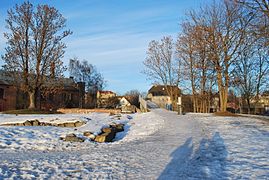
[109, 112, 115, 116]
[46, 122, 52, 126]
[95, 130, 116, 143]
[94, 134, 106, 143]
[110, 123, 124, 132]
[88, 134, 95, 140]
[94, 124, 125, 143]
[64, 133, 85, 142]
[84, 131, 96, 140]
[57, 123, 65, 127]
[74, 121, 85, 127]
[102, 127, 114, 133]
[23, 120, 32, 126]
[0, 123, 12, 126]
[31, 119, 40, 126]
[63, 123, 76, 127]
[83, 131, 93, 137]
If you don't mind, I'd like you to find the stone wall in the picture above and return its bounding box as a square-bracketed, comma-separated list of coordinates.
[57, 108, 121, 114]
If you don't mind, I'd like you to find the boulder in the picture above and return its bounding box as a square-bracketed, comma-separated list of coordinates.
[64, 133, 85, 142]
[102, 127, 114, 133]
[23, 120, 32, 126]
[46, 122, 52, 126]
[110, 123, 124, 132]
[84, 131, 96, 140]
[88, 134, 96, 140]
[74, 121, 85, 127]
[94, 124, 124, 143]
[95, 131, 116, 143]
[31, 119, 40, 126]
[57, 123, 65, 127]
[83, 131, 93, 137]
[63, 123, 76, 127]
[94, 134, 106, 143]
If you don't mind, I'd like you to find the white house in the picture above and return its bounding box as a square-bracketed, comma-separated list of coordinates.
[119, 97, 131, 107]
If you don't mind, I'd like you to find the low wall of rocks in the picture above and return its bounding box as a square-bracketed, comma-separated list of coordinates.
[57, 108, 121, 114]
[0, 119, 86, 128]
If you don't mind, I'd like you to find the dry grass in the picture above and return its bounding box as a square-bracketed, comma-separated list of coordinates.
[214, 111, 241, 117]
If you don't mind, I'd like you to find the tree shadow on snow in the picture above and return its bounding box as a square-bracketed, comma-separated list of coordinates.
[158, 132, 228, 180]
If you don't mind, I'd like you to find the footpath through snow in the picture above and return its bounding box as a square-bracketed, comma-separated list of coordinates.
[0, 109, 268, 179]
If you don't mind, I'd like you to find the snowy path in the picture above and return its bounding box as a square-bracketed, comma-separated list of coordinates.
[0, 109, 269, 179]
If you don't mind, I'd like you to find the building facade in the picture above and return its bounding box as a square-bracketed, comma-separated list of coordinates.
[0, 71, 85, 112]
[147, 85, 181, 110]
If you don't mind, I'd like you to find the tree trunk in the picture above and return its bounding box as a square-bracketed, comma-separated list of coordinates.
[28, 91, 36, 109]
[192, 95, 197, 112]
[247, 99, 251, 114]
[216, 67, 228, 112]
[219, 88, 228, 112]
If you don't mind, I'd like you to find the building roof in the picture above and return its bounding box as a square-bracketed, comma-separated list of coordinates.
[0, 70, 15, 85]
[98, 90, 116, 94]
[0, 70, 79, 91]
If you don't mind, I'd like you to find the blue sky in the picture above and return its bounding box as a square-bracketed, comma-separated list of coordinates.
[0, 0, 213, 94]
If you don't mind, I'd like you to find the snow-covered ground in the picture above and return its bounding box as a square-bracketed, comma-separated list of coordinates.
[196, 114, 269, 179]
[0, 109, 268, 179]
[0, 111, 164, 151]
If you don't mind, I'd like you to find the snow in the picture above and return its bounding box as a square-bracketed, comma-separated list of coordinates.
[0, 109, 268, 179]
[196, 114, 269, 179]
[0, 111, 164, 151]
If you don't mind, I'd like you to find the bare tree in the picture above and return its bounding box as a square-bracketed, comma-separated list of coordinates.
[143, 36, 180, 108]
[69, 58, 105, 108]
[177, 24, 198, 112]
[232, 41, 256, 114]
[125, 89, 141, 107]
[234, 42, 269, 114]
[236, 0, 269, 46]
[185, 1, 252, 112]
[177, 23, 216, 113]
[2, 2, 71, 109]
[69, 57, 105, 93]
[236, 0, 269, 17]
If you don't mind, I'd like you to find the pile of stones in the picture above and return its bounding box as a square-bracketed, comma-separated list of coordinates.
[63, 123, 125, 143]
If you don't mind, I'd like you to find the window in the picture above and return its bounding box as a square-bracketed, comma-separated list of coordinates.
[0, 88, 4, 99]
